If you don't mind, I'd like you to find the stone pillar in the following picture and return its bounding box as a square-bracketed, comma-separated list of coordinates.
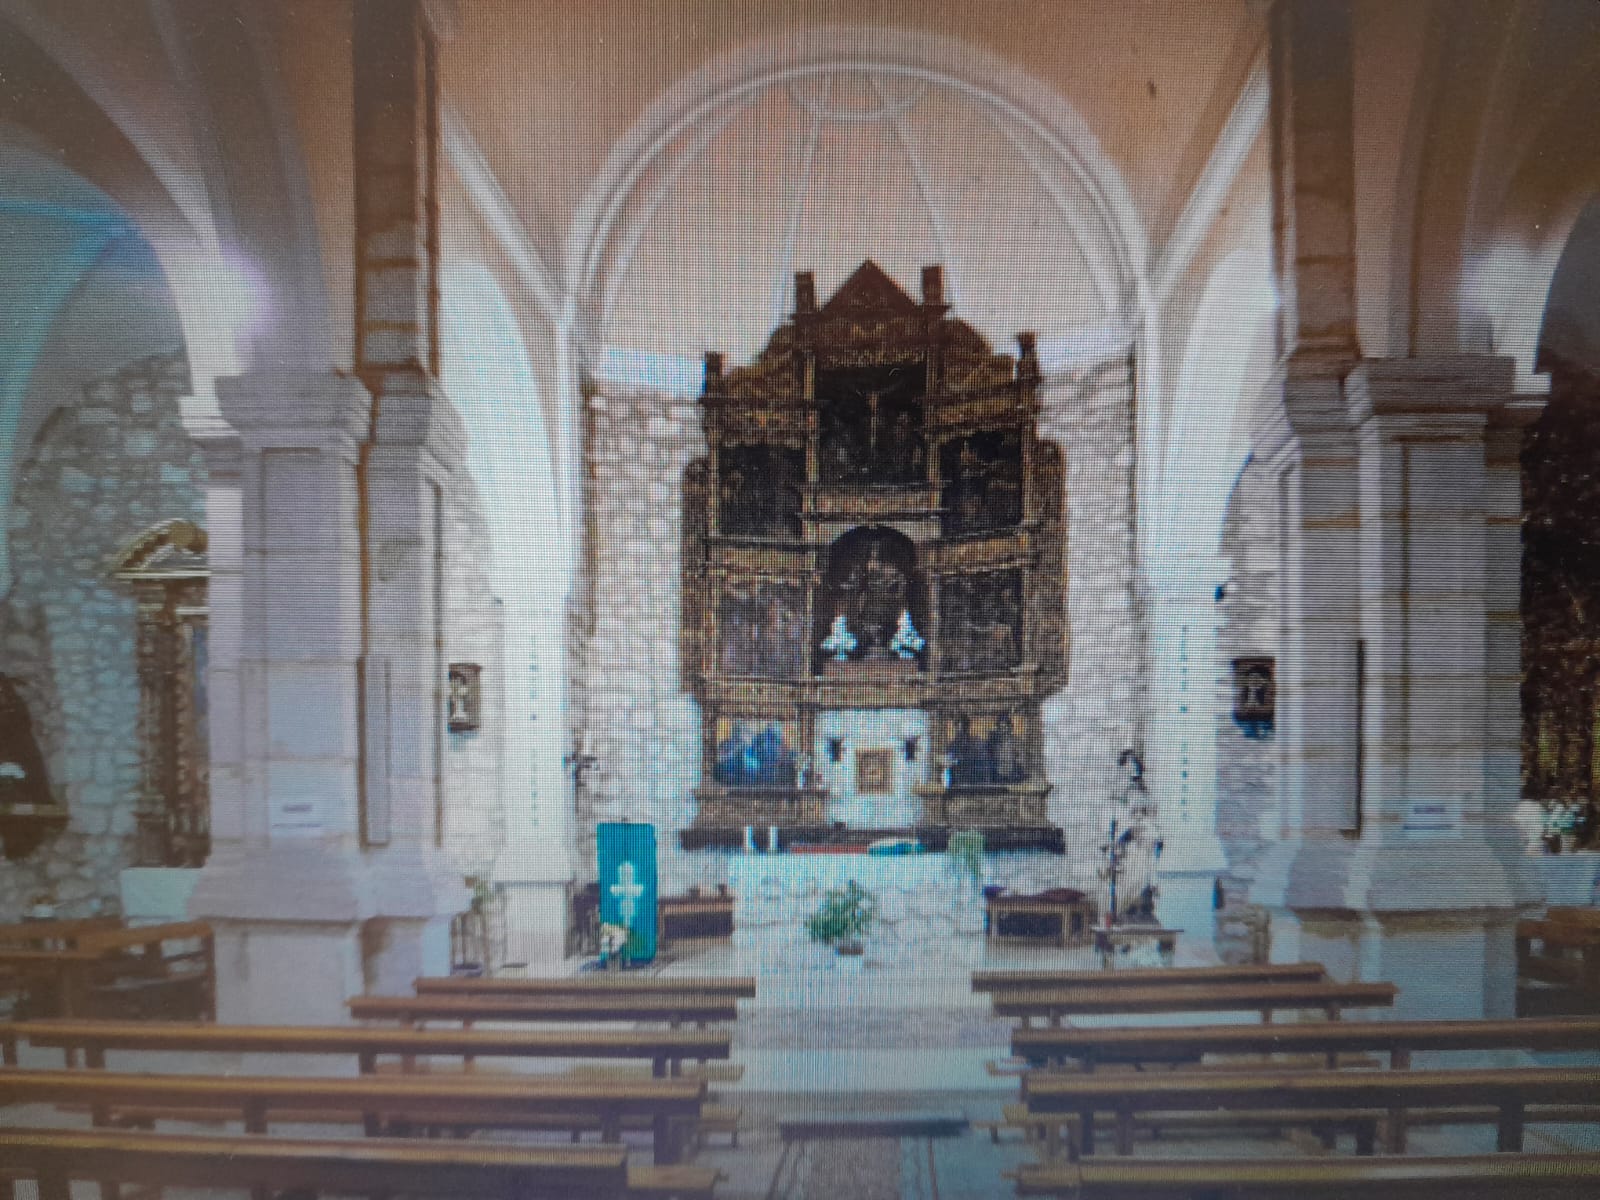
[1332, 358, 1531, 1018]
[187, 373, 376, 1025]
[1147, 564, 1229, 954]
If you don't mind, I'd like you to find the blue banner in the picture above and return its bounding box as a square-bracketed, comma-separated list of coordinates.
[596, 821, 657, 963]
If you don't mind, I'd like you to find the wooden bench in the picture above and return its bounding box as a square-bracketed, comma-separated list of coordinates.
[0, 1065, 708, 1164]
[657, 896, 735, 943]
[73, 921, 215, 1020]
[0, 1125, 636, 1200]
[0, 923, 213, 1021]
[983, 1100, 1382, 1158]
[1014, 1152, 1600, 1198]
[993, 980, 1398, 1027]
[1, 1018, 733, 1078]
[1022, 1064, 1600, 1158]
[1011, 1014, 1600, 1072]
[417, 973, 757, 999]
[351, 992, 740, 1028]
[0, 917, 122, 951]
[974, 962, 1327, 993]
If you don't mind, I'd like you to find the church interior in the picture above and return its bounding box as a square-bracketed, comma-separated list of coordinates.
[6, 1, 1600, 1196]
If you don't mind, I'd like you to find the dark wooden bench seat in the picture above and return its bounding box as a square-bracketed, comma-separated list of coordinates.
[980, 1100, 1383, 1152]
[1014, 1152, 1600, 1198]
[417, 973, 757, 998]
[994, 980, 1398, 1026]
[0, 918, 122, 951]
[0, 1124, 635, 1199]
[973, 962, 1326, 993]
[1012, 1014, 1600, 1071]
[0, 1065, 707, 1164]
[2, 1017, 732, 1077]
[351, 992, 739, 1028]
[1023, 1064, 1600, 1157]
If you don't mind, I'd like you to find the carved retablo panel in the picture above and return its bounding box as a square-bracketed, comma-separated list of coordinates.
[683, 260, 1069, 834]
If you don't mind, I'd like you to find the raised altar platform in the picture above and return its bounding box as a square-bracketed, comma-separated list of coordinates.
[678, 823, 1065, 854]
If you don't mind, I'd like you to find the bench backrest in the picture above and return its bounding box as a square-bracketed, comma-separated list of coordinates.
[0, 918, 121, 951]
[1, 1018, 732, 1072]
[1011, 1015, 1600, 1068]
[350, 992, 739, 1024]
[74, 922, 212, 954]
[1021, 1064, 1600, 1112]
[972, 962, 1325, 992]
[0, 1125, 629, 1200]
[1016, 1153, 1600, 1198]
[993, 980, 1397, 1018]
[0, 1066, 707, 1127]
[1547, 906, 1600, 929]
[415, 974, 757, 998]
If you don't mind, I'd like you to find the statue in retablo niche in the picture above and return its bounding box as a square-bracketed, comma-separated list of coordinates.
[842, 538, 908, 657]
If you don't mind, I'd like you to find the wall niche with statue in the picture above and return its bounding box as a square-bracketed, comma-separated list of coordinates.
[681, 260, 1069, 849]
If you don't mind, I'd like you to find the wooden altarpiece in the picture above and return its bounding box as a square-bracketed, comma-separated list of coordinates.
[682, 260, 1068, 851]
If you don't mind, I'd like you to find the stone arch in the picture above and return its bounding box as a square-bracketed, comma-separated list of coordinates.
[565, 26, 1150, 348]
[559, 25, 1156, 529]
[0, 1, 335, 396]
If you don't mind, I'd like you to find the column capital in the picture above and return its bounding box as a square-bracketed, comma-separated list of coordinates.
[1344, 355, 1514, 427]
[216, 370, 373, 450]
[370, 370, 468, 477]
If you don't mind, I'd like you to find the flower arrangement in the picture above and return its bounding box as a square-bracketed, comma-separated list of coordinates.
[598, 922, 631, 959]
[805, 879, 877, 954]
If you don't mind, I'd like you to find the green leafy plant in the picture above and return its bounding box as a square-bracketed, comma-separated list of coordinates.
[805, 879, 877, 949]
[947, 830, 985, 885]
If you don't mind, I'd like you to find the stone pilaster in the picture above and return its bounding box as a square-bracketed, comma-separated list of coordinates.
[185, 371, 465, 1023]
[1146, 564, 1229, 952]
[360, 369, 473, 990]
[1249, 370, 1363, 940]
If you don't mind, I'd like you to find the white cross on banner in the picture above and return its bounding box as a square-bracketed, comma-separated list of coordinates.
[610, 860, 645, 925]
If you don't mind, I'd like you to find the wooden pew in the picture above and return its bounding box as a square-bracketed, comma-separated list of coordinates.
[0, 917, 121, 950]
[1547, 906, 1600, 928]
[1022, 1064, 1600, 1158]
[0, 1125, 637, 1200]
[1014, 1152, 1600, 1198]
[973, 962, 1326, 993]
[351, 992, 740, 1028]
[1, 1018, 732, 1078]
[993, 980, 1397, 1026]
[1012, 1014, 1600, 1072]
[61, 921, 215, 1020]
[0, 1065, 707, 1165]
[417, 973, 757, 999]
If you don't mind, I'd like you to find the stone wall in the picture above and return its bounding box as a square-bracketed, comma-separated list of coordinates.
[1214, 453, 1280, 962]
[441, 474, 506, 884]
[573, 356, 1146, 915]
[1038, 356, 1147, 896]
[573, 384, 707, 892]
[0, 350, 203, 923]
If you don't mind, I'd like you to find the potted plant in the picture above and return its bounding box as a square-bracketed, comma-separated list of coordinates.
[805, 879, 877, 956]
[947, 830, 984, 886]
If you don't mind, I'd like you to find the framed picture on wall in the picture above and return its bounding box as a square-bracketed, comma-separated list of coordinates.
[855, 748, 893, 794]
